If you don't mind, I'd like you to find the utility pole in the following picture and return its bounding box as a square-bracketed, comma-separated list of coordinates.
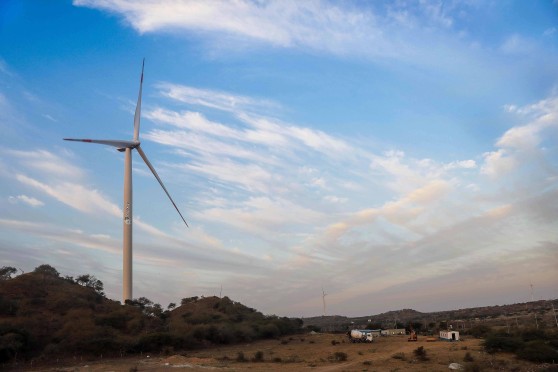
[552, 301, 558, 328]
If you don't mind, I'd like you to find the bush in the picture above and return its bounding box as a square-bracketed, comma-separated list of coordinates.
[252, 350, 264, 362]
[392, 352, 406, 360]
[333, 351, 347, 361]
[464, 351, 474, 362]
[470, 325, 491, 338]
[520, 328, 547, 342]
[236, 351, 247, 362]
[413, 346, 429, 361]
[483, 335, 524, 353]
[257, 323, 280, 338]
[516, 340, 558, 363]
[135, 332, 178, 352]
[464, 362, 483, 372]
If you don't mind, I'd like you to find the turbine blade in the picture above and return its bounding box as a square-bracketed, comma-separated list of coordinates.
[136, 145, 188, 227]
[64, 138, 139, 149]
[133, 59, 145, 142]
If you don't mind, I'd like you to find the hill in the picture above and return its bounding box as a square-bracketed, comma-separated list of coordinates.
[0, 265, 302, 364]
[303, 300, 558, 334]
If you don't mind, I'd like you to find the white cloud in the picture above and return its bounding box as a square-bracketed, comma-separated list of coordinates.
[42, 114, 58, 122]
[72, 0, 480, 68]
[481, 149, 515, 177]
[156, 83, 279, 113]
[482, 96, 558, 177]
[444, 159, 477, 170]
[8, 194, 45, 207]
[4, 149, 85, 180]
[74, 1, 387, 55]
[15, 173, 121, 216]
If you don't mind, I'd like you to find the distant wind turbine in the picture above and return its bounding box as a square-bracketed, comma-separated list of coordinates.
[64, 59, 188, 303]
[322, 286, 327, 317]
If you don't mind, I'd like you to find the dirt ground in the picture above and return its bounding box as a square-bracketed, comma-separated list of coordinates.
[14, 333, 552, 371]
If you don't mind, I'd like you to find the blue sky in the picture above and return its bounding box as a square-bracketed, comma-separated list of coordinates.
[1, 0, 557, 317]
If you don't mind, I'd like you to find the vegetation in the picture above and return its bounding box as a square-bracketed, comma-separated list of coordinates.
[413, 346, 429, 361]
[0, 265, 303, 363]
[483, 328, 558, 363]
[332, 351, 347, 361]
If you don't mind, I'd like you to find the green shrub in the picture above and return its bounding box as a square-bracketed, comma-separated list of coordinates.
[135, 332, 178, 352]
[258, 323, 280, 338]
[516, 340, 558, 363]
[483, 335, 524, 353]
[470, 325, 491, 338]
[520, 328, 547, 342]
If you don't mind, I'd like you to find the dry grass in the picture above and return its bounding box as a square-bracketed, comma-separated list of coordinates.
[20, 333, 546, 371]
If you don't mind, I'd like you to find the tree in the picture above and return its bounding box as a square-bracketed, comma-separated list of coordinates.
[365, 323, 382, 330]
[0, 267, 17, 280]
[167, 303, 176, 310]
[181, 296, 199, 305]
[76, 274, 104, 295]
[33, 264, 59, 277]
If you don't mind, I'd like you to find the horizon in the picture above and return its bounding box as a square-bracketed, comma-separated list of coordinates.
[0, 0, 557, 318]
[6, 266, 556, 320]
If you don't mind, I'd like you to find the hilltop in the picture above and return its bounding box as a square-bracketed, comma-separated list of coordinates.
[0, 265, 302, 364]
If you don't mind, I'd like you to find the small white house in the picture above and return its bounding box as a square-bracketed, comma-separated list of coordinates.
[440, 330, 460, 341]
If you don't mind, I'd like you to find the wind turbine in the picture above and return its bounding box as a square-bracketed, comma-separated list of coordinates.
[322, 286, 327, 317]
[64, 60, 188, 303]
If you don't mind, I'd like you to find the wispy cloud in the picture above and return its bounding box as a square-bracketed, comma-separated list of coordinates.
[8, 194, 44, 207]
[156, 83, 280, 113]
[4, 149, 86, 180]
[72, 0, 479, 67]
[15, 173, 121, 216]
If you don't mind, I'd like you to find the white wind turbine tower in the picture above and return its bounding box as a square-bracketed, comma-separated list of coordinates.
[64, 60, 188, 303]
[322, 286, 327, 317]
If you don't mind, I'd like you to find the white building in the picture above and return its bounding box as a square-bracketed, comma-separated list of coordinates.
[439, 330, 460, 341]
[381, 328, 406, 336]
